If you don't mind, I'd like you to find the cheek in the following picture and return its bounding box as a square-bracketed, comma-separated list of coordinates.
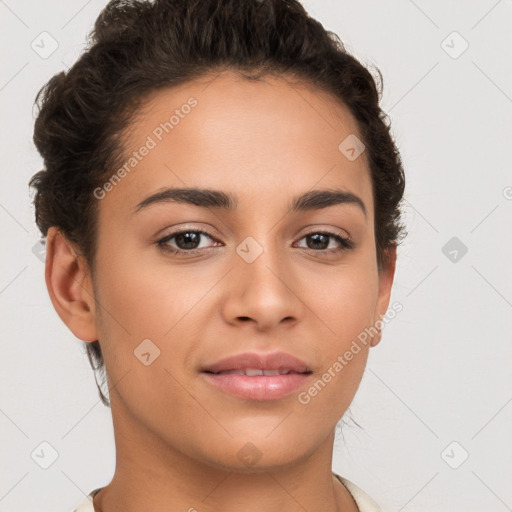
[297, 263, 378, 400]
[293, 280, 374, 424]
[301, 259, 379, 341]
[92, 245, 215, 390]
[92, 250, 197, 419]
[95, 244, 198, 338]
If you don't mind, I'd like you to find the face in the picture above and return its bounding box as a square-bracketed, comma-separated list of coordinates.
[80, 72, 395, 471]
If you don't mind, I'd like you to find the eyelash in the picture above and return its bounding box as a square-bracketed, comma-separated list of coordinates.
[156, 228, 354, 257]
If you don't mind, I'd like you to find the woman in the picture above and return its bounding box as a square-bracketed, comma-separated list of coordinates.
[29, 0, 406, 510]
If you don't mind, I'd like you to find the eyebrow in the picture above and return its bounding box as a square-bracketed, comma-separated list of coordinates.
[133, 187, 367, 218]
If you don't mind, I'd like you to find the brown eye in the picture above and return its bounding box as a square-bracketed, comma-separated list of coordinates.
[157, 229, 218, 254]
[295, 231, 354, 253]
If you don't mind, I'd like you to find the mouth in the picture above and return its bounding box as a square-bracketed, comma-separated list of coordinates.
[200, 351, 313, 401]
[204, 368, 311, 376]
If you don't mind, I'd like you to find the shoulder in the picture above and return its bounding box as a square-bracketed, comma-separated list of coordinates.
[72, 488, 103, 512]
[333, 472, 384, 512]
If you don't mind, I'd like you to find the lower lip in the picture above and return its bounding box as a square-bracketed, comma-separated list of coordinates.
[201, 372, 311, 401]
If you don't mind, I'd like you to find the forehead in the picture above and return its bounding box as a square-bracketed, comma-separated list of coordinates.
[101, 71, 373, 220]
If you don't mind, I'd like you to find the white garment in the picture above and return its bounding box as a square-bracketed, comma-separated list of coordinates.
[335, 474, 383, 511]
[74, 473, 383, 512]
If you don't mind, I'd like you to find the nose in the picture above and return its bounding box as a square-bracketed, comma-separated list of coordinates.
[220, 241, 303, 332]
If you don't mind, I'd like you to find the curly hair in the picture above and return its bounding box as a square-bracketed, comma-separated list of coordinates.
[29, 0, 407, 407]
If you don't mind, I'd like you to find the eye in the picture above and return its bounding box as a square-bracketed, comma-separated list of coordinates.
[157, 229, 220, 255]
[294, 230, 354, 253]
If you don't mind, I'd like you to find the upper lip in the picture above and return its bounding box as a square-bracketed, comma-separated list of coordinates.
[201, 351, 312, 374]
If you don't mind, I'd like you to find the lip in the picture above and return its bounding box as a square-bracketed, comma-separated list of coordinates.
[200, 351, 313, 401]
[201, 351, 311, 374]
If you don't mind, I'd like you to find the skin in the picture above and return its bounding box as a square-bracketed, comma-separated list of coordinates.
[45, 71, 396, 512]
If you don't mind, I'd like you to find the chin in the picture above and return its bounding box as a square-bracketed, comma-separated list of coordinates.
[195, 432, 320, 474]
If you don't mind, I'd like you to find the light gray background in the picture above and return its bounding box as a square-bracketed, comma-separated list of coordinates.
[1, 1, 511, 511]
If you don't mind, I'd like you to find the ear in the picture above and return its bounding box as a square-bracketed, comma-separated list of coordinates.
[44, 227, 98, 342]
[370, 245, 397, 347]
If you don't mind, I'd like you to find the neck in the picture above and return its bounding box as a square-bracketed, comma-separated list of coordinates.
[93, 396, 359, 512]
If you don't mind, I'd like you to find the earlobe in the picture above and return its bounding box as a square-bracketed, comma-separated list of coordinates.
[45, 227, 98, 342]
[370, 245, 397, 348]
[370, 327, 382, 347]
